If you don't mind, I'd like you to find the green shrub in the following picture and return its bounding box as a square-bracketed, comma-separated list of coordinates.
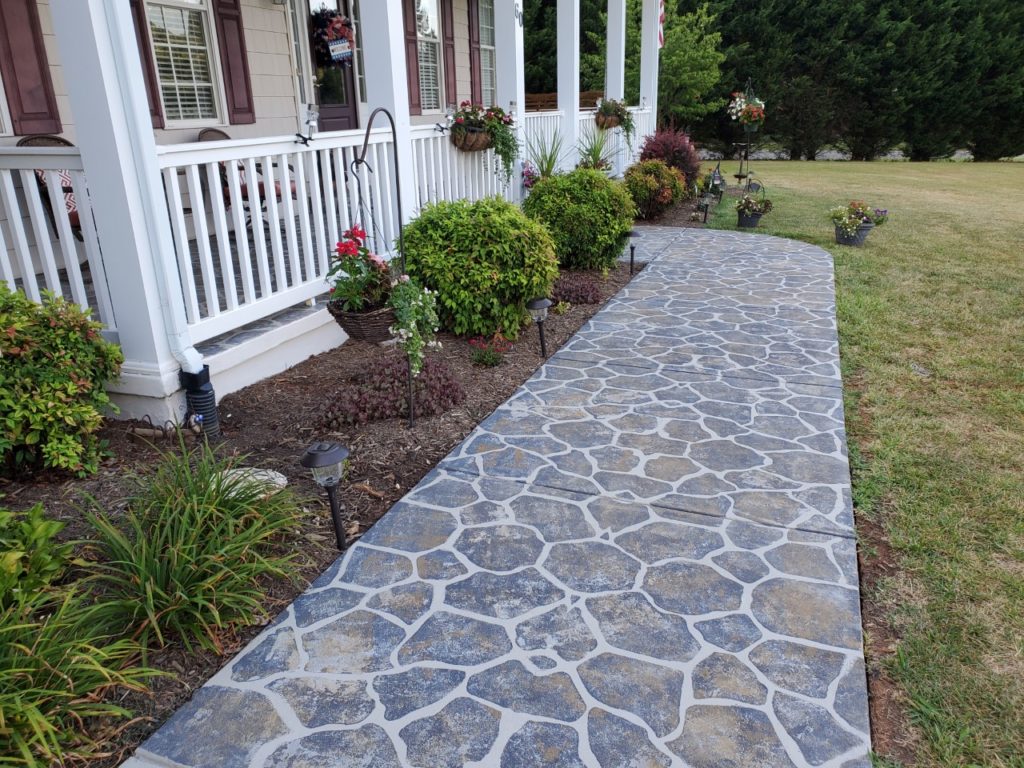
[522, 169, 636, 270]
[403, 197, 558, 338]
[0, 286, 122, 477]
[83, 441, 304, 653]
[624, 160, 686, 219]
[1, 505, 153, 765]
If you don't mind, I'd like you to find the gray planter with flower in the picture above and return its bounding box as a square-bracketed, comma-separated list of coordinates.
[737, 211, 763, 228]
[835, 222, 874, 246]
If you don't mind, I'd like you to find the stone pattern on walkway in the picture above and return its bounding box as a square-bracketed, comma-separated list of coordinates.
[128, 228, 870, 768]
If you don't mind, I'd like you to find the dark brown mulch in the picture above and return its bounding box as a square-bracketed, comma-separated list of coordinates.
[635, 195, 708, 229]
[0, 262, 646, 766]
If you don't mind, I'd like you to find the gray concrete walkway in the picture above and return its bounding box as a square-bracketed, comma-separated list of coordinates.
[128, 228, 871, 768]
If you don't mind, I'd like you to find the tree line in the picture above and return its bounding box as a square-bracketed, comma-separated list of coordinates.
[524, 0, 1024, 160]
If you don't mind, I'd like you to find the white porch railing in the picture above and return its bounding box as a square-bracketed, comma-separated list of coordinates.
[0, 147, 115, 333]
[522, 111, 564, 161]
[409, 125, 513, 211]
[155, 129, 400, 345]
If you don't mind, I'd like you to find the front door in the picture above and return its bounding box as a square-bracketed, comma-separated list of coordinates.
[307, 0, 359, 131]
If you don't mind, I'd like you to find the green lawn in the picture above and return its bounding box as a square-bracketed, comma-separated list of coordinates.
[708, 162, 1024, 767]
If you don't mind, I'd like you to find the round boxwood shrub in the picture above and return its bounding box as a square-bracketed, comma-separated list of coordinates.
[0, 285, 122, 477]
[522, 169, 635, 270]
[624, 159, 685, 219]
[403, 197, 558, 338]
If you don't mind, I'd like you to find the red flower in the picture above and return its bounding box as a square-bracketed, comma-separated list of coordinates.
[455, 116, 464, 124]
[335, 239, 359, 256]
[345, 225, 367, 242]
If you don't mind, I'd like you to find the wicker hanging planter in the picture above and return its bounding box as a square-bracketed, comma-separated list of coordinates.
[595, 112, 620, 129]
[326, 302, 396, 342]
[450, 127, 493, 153]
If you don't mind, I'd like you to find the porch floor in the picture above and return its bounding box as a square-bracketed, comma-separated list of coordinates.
[127, 228, 870, 768]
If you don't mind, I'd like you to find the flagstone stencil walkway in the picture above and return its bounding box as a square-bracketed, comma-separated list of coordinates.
[127, 227, 871, 768]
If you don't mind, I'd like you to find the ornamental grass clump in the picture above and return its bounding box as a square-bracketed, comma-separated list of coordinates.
[523, 169, 636, 271]
[403, 197, 558, 338]
[624, 160, 686, 219]
[83, 441, 305, 654]
[1, 505, 154, 765]
[1, 285, 122, 477]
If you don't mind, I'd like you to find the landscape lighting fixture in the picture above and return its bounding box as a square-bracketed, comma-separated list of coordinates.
[627, 229, 638, 275]
[526, 297, 553, 358]
[300, 441, 350, 550]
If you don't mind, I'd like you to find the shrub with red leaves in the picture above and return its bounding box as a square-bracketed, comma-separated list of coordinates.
[639, 129, 701, 187]
[322, 354, 465, 427]
[551, 271, 603, 305]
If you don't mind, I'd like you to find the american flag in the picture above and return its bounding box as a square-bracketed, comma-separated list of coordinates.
[659, 0, 665, 48]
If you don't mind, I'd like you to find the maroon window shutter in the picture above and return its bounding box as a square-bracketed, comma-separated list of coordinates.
[467, 0, 483, 105]
[0, 0, 61, 135]
[129, 0, 165, 129]
[211, 0, 255, 124]
[403, 0, 422, 115]
[440, 0, 456, 109]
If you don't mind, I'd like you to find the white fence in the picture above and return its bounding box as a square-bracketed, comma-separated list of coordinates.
[409, 125, 514, 211]
[155, 129, 400, 344]
[3, 105, 659, 353]
[0, 147, 115, 333]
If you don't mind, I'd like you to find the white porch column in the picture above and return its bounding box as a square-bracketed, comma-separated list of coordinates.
[358, 0, 415, 230]
[557, 0, 581, 171]
[639, 0, 661, 120]
[605, 0, 627, 101]
[495, 0, 526, 200]
[50, 0, 201, 421]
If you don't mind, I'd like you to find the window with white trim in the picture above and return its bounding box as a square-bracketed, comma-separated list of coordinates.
[478, 0, 496, 107]
[146, 0, 221, 123]
[416, 0, 443, 111]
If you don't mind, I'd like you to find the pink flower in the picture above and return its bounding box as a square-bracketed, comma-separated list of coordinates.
[455, 116, 464, 124]
[398, 274, 410, 283]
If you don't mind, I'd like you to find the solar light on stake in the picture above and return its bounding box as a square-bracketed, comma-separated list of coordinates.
[627, 229, 639, 275]
[526, 297, 553, 358]
[300, 441, 350, 550]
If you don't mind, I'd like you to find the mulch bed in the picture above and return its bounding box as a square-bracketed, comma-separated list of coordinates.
[0, 261, 648, 766]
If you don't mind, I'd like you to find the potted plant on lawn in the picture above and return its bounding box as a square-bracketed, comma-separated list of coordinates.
[449, 101, 518, 182]
[595, 98, 635, 144]
[830, 201, 889, 246]
[736, 194, 773, 228]
[325, 225, 398, 342]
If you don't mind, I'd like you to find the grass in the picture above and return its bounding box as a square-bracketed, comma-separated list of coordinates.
[709, 161, 1024, 767]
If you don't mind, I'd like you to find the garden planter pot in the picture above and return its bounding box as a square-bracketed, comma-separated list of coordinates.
[743, 123, 760, 133]
[835, 222, 874, 246]
[737, 211, 763, 228]
[327, 303, 396, 342]
[595, 113, 620, 130]
[450, 127, 492, 153]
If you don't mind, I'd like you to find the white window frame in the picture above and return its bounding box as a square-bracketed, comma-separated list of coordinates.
[0, 68, 12, 137]
[478, 0, 496, 107]
[415, 0, 445, 114]
[145, 0, 227, 128]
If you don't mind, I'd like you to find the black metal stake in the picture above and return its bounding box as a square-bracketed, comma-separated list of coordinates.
[407, 355, 416, 428]
[629, 244, 636, 275]
[325, 483, 346, 550]
[538, 321, 548, 358]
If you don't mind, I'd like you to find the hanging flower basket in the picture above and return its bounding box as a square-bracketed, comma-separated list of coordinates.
[450, 127, 493, 153]
[326, 302, 396, 342]
[595, 112, 620, 130]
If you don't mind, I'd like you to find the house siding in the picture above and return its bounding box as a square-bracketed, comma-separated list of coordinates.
[0, 0, 300, 147]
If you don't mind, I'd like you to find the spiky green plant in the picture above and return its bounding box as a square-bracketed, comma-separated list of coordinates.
[83, 440, 305, 654]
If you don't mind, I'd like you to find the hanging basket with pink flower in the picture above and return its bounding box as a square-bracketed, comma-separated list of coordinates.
[448, 101, 519, 181]
[325, 226, 398, 342]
